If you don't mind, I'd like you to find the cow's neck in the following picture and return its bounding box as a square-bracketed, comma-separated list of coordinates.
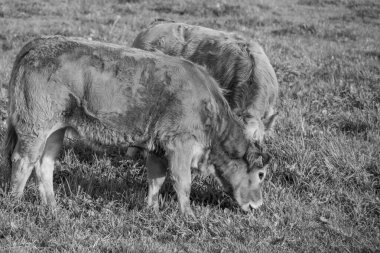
[215, 112, 249, 159]
[208, 141, 241, 194]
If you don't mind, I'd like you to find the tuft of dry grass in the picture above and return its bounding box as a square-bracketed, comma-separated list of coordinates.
[0, 0, 379, 252]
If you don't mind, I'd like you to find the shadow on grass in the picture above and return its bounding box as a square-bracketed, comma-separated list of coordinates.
[55, 141, 239, 212]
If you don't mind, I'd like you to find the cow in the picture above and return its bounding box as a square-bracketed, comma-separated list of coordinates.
[3, 36, 271, 218]
[133, 20, 279, 144]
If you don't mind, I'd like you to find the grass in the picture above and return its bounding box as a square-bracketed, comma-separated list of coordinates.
[0, 0, 379, 252]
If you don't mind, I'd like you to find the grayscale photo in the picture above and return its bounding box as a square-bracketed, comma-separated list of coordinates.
[0, 0, 379, 252]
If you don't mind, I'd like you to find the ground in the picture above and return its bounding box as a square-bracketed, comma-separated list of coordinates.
[0, 0, 379, 252]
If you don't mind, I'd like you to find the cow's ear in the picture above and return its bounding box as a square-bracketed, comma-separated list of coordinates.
[261, 153, 272, 166]
[247, 152, 272, 171]
[252, 155, 263, 168]
[263, 112, 278, 131]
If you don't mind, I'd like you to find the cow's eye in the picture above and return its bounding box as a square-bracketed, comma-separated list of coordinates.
[258, 172, 265, 181]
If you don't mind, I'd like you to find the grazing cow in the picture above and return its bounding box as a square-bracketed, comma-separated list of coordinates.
[133, 20, 279, 143]
[4, 36, 271, 217]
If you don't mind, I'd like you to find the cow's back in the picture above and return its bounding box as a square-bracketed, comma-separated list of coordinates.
[133, 22, 279, 142]
[10, 36, 224, 149]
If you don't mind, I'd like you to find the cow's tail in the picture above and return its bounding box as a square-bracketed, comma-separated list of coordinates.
[2, 120, 17, 189]
[4, 38, 36, 163]
[1, 37, 41, 189]
[2, 50, 22, 189]
[3, 121, 17, 168]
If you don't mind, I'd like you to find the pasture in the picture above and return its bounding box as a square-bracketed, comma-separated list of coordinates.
[0, 0, 379, 252]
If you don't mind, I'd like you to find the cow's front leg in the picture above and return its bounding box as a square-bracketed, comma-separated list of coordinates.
[167, 141, 195, 218]
[146, 152, 167, 212]
[172, 168, 194, 218]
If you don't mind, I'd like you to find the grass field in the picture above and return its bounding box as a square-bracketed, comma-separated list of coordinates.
[0, 0, 379, 252]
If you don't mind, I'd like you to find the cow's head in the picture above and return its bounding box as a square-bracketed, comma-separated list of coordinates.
[210, 143, 271, 211]
[237, 148, 271, 211]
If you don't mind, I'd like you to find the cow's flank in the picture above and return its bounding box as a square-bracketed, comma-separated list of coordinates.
[4, 36, 270, 217]
[133, 21, 279, 143]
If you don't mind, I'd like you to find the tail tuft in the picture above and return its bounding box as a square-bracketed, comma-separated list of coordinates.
[2, 120, 17, 189]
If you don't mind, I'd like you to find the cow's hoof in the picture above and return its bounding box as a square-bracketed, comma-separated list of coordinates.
[146, 202, 160, 214]
[182, 206, 196, 220]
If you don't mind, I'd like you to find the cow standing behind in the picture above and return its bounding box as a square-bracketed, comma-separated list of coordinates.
[133, 21, 279, 143]
[3, 36, 271, 217]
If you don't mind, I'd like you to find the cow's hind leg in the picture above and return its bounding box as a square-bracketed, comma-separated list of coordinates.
[10, 137, 46, 199]
[34, 128, 66, 208]
[146, 152, 168, 212]
[166, 139, 195, 218]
